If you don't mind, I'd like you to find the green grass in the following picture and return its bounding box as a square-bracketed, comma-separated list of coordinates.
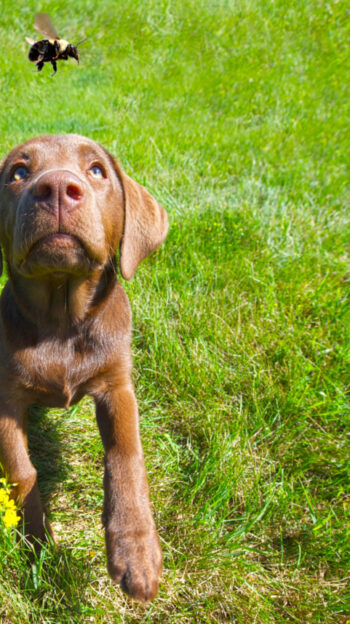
[0, 0, 349, 621]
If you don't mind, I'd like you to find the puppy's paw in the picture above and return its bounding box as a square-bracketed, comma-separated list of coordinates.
[106, 526, 162, 602]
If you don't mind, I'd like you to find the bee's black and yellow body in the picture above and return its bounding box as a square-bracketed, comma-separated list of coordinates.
[28, 38, 79, 74]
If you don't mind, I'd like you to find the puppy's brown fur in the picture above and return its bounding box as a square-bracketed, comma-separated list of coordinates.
[0, 134, 168, 602]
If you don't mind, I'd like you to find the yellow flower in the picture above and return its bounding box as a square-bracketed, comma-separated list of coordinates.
[5, 498, 16, 509]
[0, 481, 20, 529]
[3, 508, 20, 528]
[0, 490, 10, 505]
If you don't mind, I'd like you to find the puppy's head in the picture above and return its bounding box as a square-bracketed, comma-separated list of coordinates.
[0, 135, 168, 280]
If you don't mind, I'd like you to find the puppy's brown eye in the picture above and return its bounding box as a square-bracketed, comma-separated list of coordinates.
[89, 165, 105, 179]
[11, 166, 29, 182]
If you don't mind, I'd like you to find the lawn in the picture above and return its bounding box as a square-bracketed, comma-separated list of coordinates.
[0, 0, 349, 622]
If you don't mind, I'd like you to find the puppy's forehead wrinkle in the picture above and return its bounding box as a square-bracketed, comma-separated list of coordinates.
[77, 144, 106, 161]
[7, 136, 107, 171]
[14, 152, 30, 162]
[31, 168, 88, 188]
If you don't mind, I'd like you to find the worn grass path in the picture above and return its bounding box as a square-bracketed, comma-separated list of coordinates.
[0, 0, 349, 622]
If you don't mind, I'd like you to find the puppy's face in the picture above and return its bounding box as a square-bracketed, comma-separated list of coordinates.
[0, 134, 168, 281]
[0, 135, 124, 277]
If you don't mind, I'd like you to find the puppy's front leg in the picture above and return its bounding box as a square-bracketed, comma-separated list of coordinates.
[95, 384, 162, 602]
[0, 402, 52, 542]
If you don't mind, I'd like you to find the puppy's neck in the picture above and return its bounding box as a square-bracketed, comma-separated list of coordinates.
[6, 264, 117, 332]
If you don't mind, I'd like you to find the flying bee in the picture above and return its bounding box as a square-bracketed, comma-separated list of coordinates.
[26, 13, 87, 75]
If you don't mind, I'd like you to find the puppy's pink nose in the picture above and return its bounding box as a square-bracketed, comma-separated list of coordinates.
[33, 171, 84, 206]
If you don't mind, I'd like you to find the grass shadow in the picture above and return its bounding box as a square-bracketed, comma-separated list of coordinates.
[28, 405, 69, 507]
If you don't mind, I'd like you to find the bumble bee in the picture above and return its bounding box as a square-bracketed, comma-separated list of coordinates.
[26, 13, 86, 75]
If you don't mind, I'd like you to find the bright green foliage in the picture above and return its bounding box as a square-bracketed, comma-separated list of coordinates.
[0, 0, 349, 622]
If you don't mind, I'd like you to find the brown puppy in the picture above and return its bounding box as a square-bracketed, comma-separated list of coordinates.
[0, 134, 168, 602]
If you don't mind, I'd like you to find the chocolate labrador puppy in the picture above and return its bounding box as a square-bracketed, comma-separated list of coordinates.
[0, 134, 168, 602]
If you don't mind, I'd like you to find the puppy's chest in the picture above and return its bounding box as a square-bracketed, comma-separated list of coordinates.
[15, 337, 108, 408]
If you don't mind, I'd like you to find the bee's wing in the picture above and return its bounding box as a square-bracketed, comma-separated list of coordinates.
[25, 37, 36, 45]
[34, 13, 59, 39]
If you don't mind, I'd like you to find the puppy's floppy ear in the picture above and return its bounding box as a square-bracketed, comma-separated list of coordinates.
[114, 162, 168, 280]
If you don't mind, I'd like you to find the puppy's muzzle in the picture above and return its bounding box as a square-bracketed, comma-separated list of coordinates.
[33, 170, 85, 219]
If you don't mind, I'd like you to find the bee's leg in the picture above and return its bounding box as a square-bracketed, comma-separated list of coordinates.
[36, 61, 44, 72]
[50, 60, 57, 76]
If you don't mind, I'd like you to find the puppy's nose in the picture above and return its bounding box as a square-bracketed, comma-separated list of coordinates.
[33, 171, 84, 207]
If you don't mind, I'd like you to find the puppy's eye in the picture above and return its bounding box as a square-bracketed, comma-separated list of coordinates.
[89, 165, 105, 179]
[11, 166, 29, 182]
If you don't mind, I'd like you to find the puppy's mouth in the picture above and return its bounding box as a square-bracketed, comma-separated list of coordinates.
[17, 231, 93, 276]
[30, 233, 83, 252]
